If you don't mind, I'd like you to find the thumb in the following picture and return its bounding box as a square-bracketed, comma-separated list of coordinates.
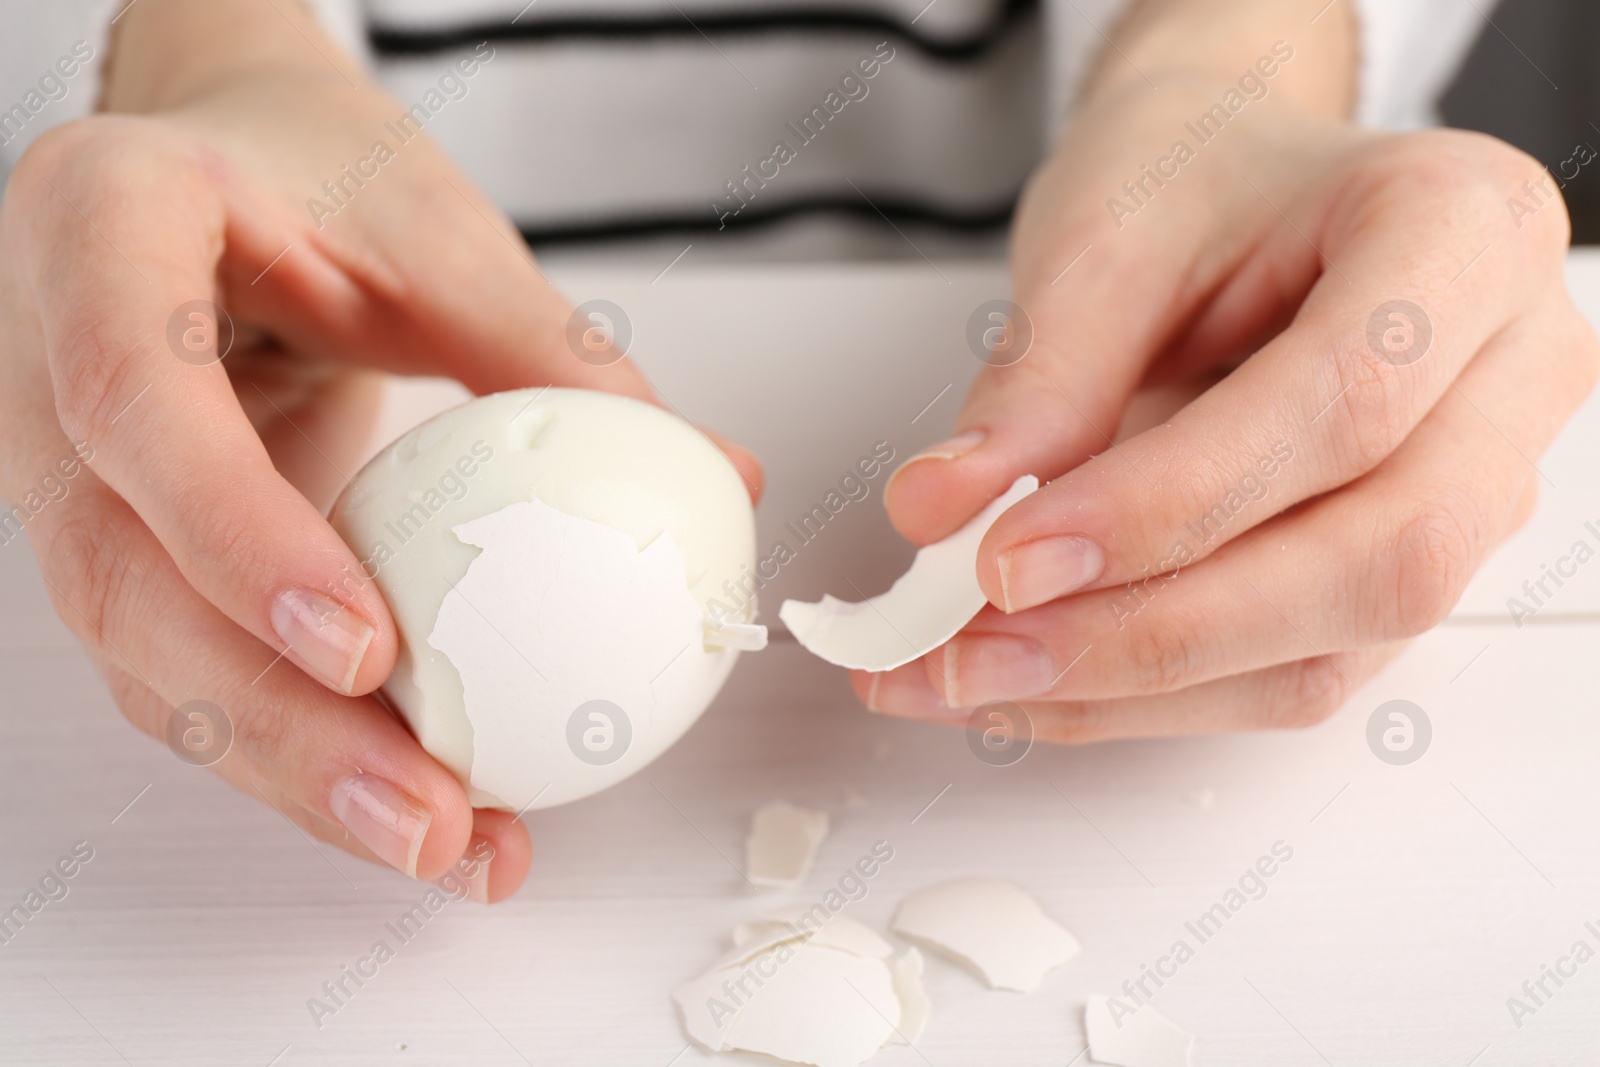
[223, 160, 661, 403]
[224, 164, 765, 500]
[883, 243, 1180, 546]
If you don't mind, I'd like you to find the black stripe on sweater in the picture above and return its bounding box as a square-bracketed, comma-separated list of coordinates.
[516, 188, 1018, 247]
[371, 0, 1038, 62]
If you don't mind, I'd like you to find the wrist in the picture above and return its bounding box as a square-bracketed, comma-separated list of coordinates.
[102, 0, 364, 114]
[1083, 0, 1357, 121]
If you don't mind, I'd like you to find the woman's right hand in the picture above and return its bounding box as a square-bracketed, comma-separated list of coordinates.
[0, 0, 758, 898]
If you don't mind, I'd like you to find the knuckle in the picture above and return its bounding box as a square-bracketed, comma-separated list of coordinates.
[1508, 479, 1540, 536]
[15, 115, 202, 197]
[99, 659, 166, 739]
[8, 117, 150, 221]
[1030, 702, 1107, 745]
[38, 505, 138, 654]
[1579, 333, 1600, 394]
[1384, 493, 1482, 636]
[1369, 130, 1570, 251]
[1562, 307, 1600, 396]
[3, 120, 98, 205]
[1324, 332, 1409, 471]
[1274, 656, 1350, 730]
[1372, 129, 1530, 201]
[1121, 609, 1206, 694]
[166, 476, 270, 575]
[227, 691, 295, 767]
[49, 317, 148, 445]
[43, 503, 295, 772]
[9, 116, 219, 280]
[1456, 135, 1575, 249]
[1357, 131, 1486, 209]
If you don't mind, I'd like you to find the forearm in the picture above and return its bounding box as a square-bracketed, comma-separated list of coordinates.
[1085, 0, 1358, 118]
[102, 0, 364, 114]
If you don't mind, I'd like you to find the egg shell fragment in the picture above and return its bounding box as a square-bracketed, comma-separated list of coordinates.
[1085, 995, 1196, 1067]
[674, 913, 927, 1067]
[746, 801, 830, 888]
[890, 876, 1080, 992]
[779, 474, 1039, 672]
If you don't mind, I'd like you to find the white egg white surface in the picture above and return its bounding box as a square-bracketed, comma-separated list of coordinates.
[328, 388, 758, 810]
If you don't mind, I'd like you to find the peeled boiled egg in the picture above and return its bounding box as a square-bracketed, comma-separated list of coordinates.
[328, 387, 763, 811]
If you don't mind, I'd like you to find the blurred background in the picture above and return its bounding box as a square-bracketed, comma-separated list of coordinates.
[1, 0, 1594, 248]
[1443, 0, 1600, 244]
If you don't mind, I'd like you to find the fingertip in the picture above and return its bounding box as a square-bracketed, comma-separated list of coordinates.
[884, 430, 992, 545]
[882, 457, 945, 545]
[975, 525, 1014, 613]
[269, 586, 398, 697]
[886, 424, 1065, 550]
[977, 490, 1107, 614]
[699, 426, 765, 505]
[328, 555, 402, 697]
[728, 445, 765, 506]
[856, 661, 964, 721]
[921, 653, 956, 709]
[346, 598, 398, 696]
[848, 669, 879, 710]
[412, 808, 474, 883]
[469, 808, 533, 903]
[385, 752, 473, 881]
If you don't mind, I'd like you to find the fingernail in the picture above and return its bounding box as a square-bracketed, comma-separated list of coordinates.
[998, 535, 1105, 612]
[944, 633, 1057, 706]
[905, 429, 986, 465]
[271, 589, 375, 695]
[717, 435, 760, 469]
[861, 664, 968, 720]
[329, 774, 433, 878]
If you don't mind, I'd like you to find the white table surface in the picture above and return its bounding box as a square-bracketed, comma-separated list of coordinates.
[4, 253, 1600, 1066]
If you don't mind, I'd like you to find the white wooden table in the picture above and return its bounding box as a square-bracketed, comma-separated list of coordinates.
[4, 254, 1600, 1066]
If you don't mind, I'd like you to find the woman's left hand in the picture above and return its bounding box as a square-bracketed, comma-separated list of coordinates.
[858, 12, 1600, 740]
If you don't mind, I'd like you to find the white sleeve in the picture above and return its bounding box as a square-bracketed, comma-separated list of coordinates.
[1351, 0, 1492, 130]
[0, 0, 367, 172]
